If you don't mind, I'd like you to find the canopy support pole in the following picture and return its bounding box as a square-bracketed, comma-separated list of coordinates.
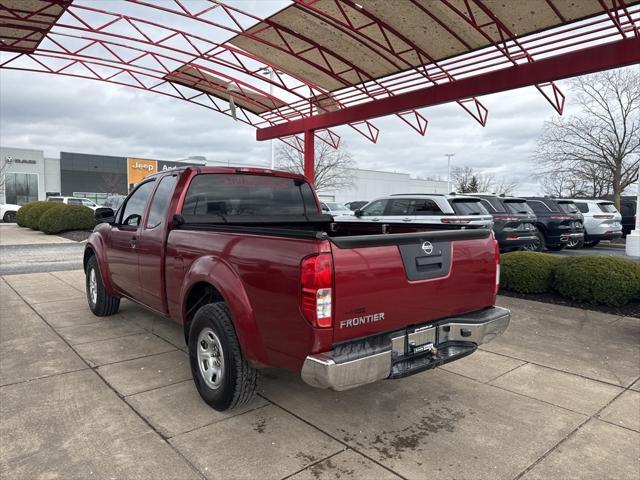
[304, 130, 315, 185]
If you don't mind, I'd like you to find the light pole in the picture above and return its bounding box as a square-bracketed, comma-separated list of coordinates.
[261, 68, 276, 169]
[625, 169, 640, 257]
[445, 153, 455, 193]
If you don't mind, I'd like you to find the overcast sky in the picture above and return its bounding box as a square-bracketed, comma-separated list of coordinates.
[0, 0, 622, 196]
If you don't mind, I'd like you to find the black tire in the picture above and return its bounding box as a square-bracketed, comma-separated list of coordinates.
[188, 302, 257, 411]
[583, 240, 600, 248]
[2, 211, 17, 223]
[546, 244, 565, 251]
[86, 255, 120, 316]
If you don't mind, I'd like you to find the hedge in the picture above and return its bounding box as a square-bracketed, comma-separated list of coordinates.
[15, 201, 39, 227]
[38, 204, 96, 234]
[553, 256, 640, 307]
[500, 252, 561, 294]
[24, 201, 60, 230]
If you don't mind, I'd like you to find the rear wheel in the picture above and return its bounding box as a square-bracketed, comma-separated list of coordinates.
[566, 238, 584, 249]
[86, 255, 120, 316]
[2, 211, 17, 223]
[583, 240, 600, 248]
[188, 302, 257, 411]
[522, 231, 545, 252]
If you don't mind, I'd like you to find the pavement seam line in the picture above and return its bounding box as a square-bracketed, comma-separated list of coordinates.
[479, 347, 633, 389]
[49, 270, 86, 293]
[0, 366, 90, 389]
[63, 329, 150, 347]
[4, 281, 208, 480]
[483, 361, 529, 384]
[258, 393, 410, 480]
[280, 448, 349, 480]
[512, 377, 640, 480]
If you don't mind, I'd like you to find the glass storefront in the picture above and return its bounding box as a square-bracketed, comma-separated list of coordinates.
[5, 172, 38, 205]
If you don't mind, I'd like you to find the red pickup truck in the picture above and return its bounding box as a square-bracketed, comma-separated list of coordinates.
[85, 167, 509, 411]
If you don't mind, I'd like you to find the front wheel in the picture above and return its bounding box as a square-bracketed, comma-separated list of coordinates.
[86, 255, 120, 316]
[566, 238, 584, 249]
[189, 303, 257, 411]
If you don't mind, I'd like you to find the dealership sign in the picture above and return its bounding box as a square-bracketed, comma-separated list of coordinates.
[4, 156, 37, 165]
[127, 158, 200, 187]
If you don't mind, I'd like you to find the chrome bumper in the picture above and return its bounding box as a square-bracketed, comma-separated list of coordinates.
[301, 307, 510, 391]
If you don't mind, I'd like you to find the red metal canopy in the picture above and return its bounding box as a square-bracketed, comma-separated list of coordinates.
[1, 0, 638, 183]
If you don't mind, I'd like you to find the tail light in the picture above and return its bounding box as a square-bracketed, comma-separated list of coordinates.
[300, 253, 333, 328]
[441, 217, 471, 224]
[493, 215, 519, 221]
[494, 236, 500, 295]
[593, 214, 614, 219]
[549, 215, 571, 221]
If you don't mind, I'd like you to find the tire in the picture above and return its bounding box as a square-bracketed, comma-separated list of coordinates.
[522, 231, 545, 252]
[86, 255, 120, 316]
[566, 238, 584, 249]
[2, 211, 17, 223]
[583, 240, 600, 248]
[188, 302, 257, 411]
[546, 244, 565, 251]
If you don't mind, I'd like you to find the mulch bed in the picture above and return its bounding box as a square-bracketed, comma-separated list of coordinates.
[57, 230, 92, 242]
[499, 289, 640, 318]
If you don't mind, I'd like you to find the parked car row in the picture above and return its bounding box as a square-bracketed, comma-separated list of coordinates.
[331, 194, 628, 253]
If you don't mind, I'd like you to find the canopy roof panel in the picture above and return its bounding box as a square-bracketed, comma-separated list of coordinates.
[228, 0, 624, 93]
[0, 0, 72, 53]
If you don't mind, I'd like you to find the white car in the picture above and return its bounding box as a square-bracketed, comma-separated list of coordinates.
[320, 201, 355, 217]
[567, 199, 623, 248]
[0, 203, 21, 223]
[47, 196, 100, 211]
[339, 194, 494, 228]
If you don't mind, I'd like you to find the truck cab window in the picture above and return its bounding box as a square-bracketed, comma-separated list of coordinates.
[120, 180, 155, 227]
[147, 176, 178, 228]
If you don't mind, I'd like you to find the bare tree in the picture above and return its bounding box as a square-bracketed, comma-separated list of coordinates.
[275, 133, 355, 193]
[451, 165, 518, 195]
[534, 68, 639, 207]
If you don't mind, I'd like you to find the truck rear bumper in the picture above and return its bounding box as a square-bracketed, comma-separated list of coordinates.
[301, 306, 510, 391]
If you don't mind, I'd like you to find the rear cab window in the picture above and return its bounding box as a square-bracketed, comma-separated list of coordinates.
[182, 174, 318, 219]
[450, 199, 488, 215]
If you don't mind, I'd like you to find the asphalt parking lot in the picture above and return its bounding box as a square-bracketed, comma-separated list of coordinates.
[0, 225, 639, 479]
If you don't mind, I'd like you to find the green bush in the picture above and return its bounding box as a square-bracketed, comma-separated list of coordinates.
[38, 204, 95, 234]
[553, 256, 640, 307]
[500, 251, 561, 294]
[15, 201, 39, 227]
[24, 201, 60, 230]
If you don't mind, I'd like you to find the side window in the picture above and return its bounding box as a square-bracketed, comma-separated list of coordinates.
[414, 199, 443, 215]
[575, 202, 589, 214]
[146, 175, 178, 229]
[528, 200, 549, 214]
[387, 199, 414, 215]
[360, 199, 387, 216]
[67, 198, 82, 206]
[120, 181, 155, 227]
[481, 199, 497, 212]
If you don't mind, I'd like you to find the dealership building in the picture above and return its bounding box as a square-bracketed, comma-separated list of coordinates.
[1, 146, 447, 205]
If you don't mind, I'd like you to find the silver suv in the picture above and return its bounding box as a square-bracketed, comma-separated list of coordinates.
[342, 194, 493, 228]
[567, 199, 623, 248]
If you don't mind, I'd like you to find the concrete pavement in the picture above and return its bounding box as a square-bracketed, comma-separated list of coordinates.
[0, 271, 638, 479]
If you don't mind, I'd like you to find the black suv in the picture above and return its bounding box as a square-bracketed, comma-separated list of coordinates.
[523, 197, 584, 251]
[619, 196, 637, 237]
[467, 195, 538, 252]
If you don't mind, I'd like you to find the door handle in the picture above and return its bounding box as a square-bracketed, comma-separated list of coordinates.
[402, 217, 412, 222]
[130, 236, 137, 248]
[371, 218, 380, 222]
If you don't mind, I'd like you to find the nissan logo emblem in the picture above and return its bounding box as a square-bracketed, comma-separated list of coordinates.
[421, 241, 434, 255]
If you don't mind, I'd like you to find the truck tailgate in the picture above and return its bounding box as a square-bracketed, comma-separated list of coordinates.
[330, 230, 497, 343]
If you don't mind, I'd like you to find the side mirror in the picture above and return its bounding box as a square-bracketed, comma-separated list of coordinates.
[354, 209, 363, 217]
[95, 207, 115, 224]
